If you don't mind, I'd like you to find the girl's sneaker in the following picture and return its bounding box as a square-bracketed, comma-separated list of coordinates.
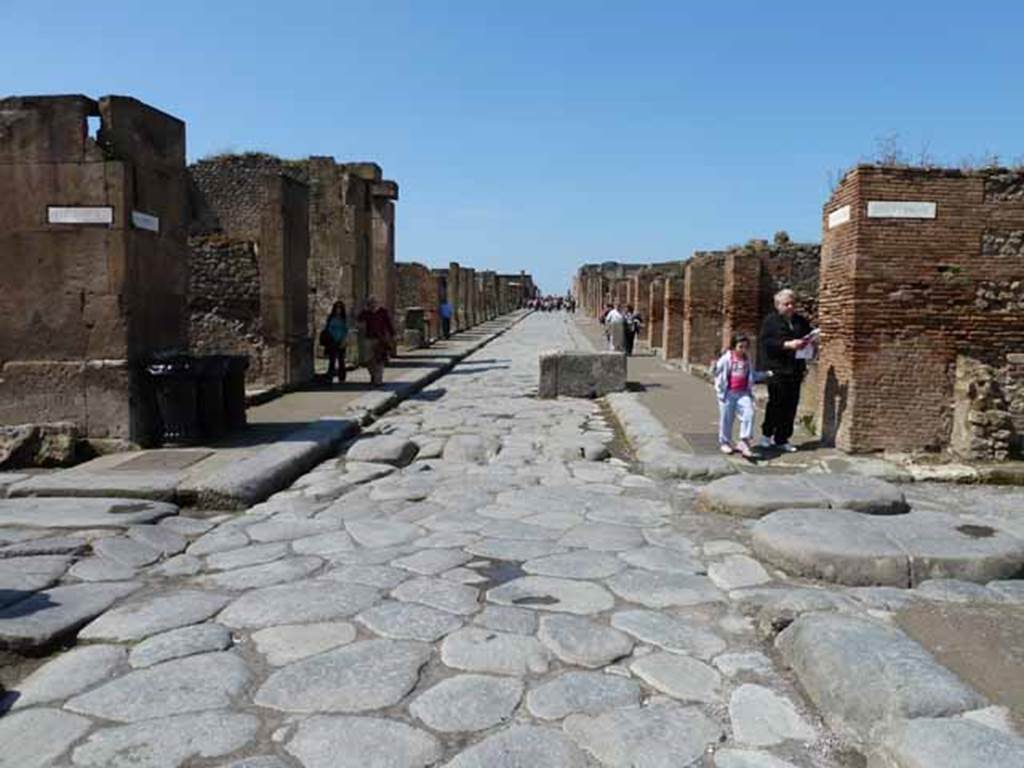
[737, 440, 754, 458]
[719, 443, 734, 455]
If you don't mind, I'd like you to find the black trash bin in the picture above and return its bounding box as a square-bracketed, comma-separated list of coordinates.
[146, 357, 200, 445]
[223, 355, 249, 430]
[196, 356, 228, 440]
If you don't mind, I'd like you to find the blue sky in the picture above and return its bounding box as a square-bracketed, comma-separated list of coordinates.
[4, 1, 1022, 293]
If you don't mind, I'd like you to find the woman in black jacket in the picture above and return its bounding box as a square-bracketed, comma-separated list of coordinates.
[758, 289, 813, 452]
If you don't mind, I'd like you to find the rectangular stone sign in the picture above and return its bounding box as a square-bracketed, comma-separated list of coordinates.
[866, 201, 937, 219]
[47, 206, 114, 225]
[828, 205, 851, 229]
[131, 210, 160, 232]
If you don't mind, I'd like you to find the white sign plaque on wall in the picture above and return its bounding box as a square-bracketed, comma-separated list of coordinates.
[131, 211, 160, 232]
[47, 206, 114, 225]
[827, 205, 851, 229]
[866, 201, 937, 219]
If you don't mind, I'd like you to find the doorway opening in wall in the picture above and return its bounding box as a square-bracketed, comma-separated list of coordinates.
[86, 115, 101, 141]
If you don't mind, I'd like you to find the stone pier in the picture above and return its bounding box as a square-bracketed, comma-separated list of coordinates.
[0, 95, 189, 446]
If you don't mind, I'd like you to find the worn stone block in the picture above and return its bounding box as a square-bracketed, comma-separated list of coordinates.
[538, 351, 626, 399]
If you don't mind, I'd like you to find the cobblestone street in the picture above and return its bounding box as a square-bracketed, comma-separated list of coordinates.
[2, 312, 1024, 768]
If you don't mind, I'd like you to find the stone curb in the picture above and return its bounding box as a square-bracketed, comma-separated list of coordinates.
[603, 392, 736, 481]
[178, 311, 533, 509]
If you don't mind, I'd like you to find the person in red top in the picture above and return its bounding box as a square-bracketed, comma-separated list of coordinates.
[357, 296, 395, 386]
[713, 334, 768, 458]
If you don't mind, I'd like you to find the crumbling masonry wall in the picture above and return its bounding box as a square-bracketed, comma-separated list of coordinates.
[0, 95, 189, 444]
[188, 156, 313, 388]
[683, 252, 726, 367]
[818, 165, 1024, 457]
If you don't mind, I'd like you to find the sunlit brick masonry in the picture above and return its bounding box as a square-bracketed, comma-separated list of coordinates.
[574, 165, 1024, 460]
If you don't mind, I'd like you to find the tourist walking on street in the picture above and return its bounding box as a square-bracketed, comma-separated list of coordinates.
[714, 333, 766, 458]
[758, 289, 814, 452]
[604, 303, 626, 351]
[358, 296, 395, 387]
[623, 305, 642, 356]
[320, 300, 348, 384]
[439, 297, 453, 339]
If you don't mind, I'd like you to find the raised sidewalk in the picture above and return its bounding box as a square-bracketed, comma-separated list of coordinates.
[6, 312, 530, 509]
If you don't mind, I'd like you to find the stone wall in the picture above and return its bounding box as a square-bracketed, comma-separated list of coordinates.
[0, 94, 188, 444]
[188, 157, 313, 388]
[818, 165, 1024, 456]
[683, 252, 726, 367]
[395, 262, 440, 340]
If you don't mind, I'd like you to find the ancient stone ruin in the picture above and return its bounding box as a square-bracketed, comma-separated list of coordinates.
[819, 165, 1024, 458]
[0, 95, 189, 448]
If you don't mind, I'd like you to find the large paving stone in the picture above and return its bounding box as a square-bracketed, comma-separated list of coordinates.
[392, 576, 480, 614]
[618, 546, 704, 574]
[443, 434, 497, 464]
[251, 621, 357, 665]
[195, 556, 322, 590]
[286, 715, 442, 768]
[444, 724, 592, 768]
[708, 555, 771, 591]
[466, 538, 568, 560]
[488, 575, 615, 614]
[538, 614, 634, 667]
[611, 609, 726, 659]
[559, 522, 646, 551]
[217, 579, 380, 629]
[526, 670, 642, 720]
[346, 435, 420, 466]
[410, 674, 523, 732]
[79, 590, 231, 642]
[441, 626, 550, 675]
[606, 570, 724, 608]
[698, 474, 907, 518]
[0, 580, 141, 650]
[0, 534, 89, 558]
[71, 711, 259, 768]
[67, 556, 137, 582]
[325, 564, 409, 589]
[244, 518, 336, 543]
[474, 605, 538, 635]
[347, 519, 424, 548]
[728, 684, 816, 746]
[357, 601, 463, 641]
[0, 707, 93, 768]
[2, 643, 126, 710]
[392, 548, 472, 575]
[523, 550, 626, 579]
[65, 651, 250, 722]
[255, 638, 430, 712]
[128, 623, 233, 668]
[870, 717, 1024, 768]
[92, 535, 162, 567]
[0, 497, 178, 528]
[538, 350, 626, 399]
[564, 702, 724, 767]
[776, 613, 986, 743]
[206, 542, 288, 571]
[127, 524, 187, 555]
[630, 651, 722, 703]
[752, 509, 1024, 586]
[0, 555, 71, 598]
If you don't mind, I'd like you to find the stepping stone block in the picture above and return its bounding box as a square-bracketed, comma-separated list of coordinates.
[697, 474, 908, 519]
[776, 613, 985, 744]
[538, 351, 626, 399]
[752, 508, 1024, 587]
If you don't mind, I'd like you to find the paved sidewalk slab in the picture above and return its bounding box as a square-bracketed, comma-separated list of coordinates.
[698, 474, 908, 518]
[8, 312, 529, 510]
[0, 498, 178, 529]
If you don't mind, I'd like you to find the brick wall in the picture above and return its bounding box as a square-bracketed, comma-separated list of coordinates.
[683, 251, 726, 367]
[646, 279, 665, 349]
[818, 165, 1024, 456]
[661, 277, 686, 360]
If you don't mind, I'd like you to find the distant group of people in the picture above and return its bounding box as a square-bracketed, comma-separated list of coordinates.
[318, 296, 396, 387]
[529, 296, 576, 313]
[599, 303, 643, 356]
[715, 288, 815, 458]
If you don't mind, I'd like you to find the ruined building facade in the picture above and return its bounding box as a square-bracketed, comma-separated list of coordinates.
[0, 95, 189, 445]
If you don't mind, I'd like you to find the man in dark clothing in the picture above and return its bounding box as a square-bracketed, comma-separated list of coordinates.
[758, 289, 813, 452]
